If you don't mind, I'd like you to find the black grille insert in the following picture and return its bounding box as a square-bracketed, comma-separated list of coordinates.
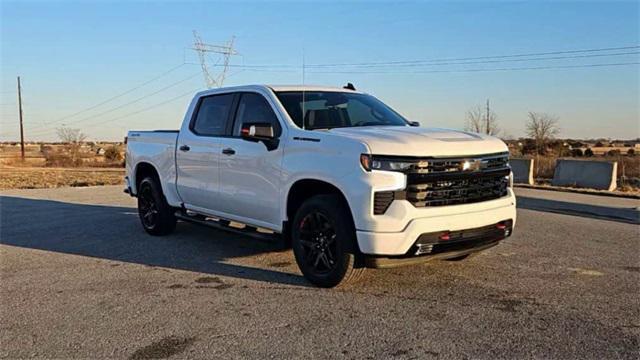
[406, 171, 509, 207]
[373, 191, 394, 215]
[369, 152, 510, 211]
[399, 153, 510, 208]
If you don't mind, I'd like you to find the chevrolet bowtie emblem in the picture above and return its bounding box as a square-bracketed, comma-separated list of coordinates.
[461, 159, 484, 171]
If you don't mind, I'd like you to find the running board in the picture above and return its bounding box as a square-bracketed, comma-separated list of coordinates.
[174, 211, 281, 243]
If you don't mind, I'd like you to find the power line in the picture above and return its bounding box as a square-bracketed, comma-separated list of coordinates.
[183, 62, 298, 73]
[41, 63, 187, 126]
[306, 45, 640, 67]
[307, 61, 640, 74]
[30, 87, 202, 136]
[199, 50, 639, 71]
[181, 45, 640, 71]
[29, 71, 201, 133]
[314, 51, 640, 69]
[84, 88, 202, 129]
[31, 60, 247, 137]
[14, 45, 639, 140]
[27, 63, 246, 138]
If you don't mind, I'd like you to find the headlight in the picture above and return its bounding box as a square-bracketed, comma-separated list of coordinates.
[360, 154, 413, 172]
[372, 159, 413, 171]
[508, 171, 514, 188]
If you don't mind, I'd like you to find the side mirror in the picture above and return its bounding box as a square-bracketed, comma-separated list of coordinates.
[241, 122, 275, 140]
[408, 121, 420, 127]
[240, 122, 279, 151]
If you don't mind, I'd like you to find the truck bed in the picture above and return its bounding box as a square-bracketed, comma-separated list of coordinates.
[125, 130, 180, 202]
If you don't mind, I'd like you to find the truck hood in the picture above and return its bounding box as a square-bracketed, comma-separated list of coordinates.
[327, 126, 508, 157]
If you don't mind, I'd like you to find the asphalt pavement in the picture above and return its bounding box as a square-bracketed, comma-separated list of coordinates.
[1, 186, 638, 359]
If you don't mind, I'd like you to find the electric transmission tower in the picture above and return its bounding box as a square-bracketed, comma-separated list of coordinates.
[192, 31, 238, 88]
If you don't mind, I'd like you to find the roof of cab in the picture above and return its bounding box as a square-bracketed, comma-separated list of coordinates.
[267, 85, 362, 93]
[194, 84, 362, 98]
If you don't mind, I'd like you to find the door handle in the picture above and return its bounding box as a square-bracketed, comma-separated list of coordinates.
[179, 145, 190, 152]
[222, 148, 236, 155]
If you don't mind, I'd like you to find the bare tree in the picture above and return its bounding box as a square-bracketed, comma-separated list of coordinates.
[525, 112, 560, 155]
[56, 127, 87, 143]
[464, 102, 500, 136]
[56, 127, 87, 166]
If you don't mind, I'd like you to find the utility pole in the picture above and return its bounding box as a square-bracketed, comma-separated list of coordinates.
[192, 31, 238, 88]
[485, 99, 490, 135]
[17, 76, 25, 160]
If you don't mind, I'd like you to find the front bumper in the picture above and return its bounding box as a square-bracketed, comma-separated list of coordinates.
[124, 176, 134, 196]
[356, 191, 516, 256]
[364, 220, 512, 268]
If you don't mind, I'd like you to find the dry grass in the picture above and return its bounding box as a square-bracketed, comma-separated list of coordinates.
[0, 167, 124, 190]
[0, 143, 126, 189]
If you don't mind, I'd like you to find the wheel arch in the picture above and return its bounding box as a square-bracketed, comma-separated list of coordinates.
[283, 178, 358, 250]
[133, 161, 160, 195]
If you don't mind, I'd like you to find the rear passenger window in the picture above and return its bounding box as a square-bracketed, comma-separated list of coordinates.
[233, 93, 281, 137]
[191, 94, 234, 136]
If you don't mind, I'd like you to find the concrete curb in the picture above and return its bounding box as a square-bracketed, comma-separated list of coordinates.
[514, 184, 640, 200]
[516, 195, 640, 225]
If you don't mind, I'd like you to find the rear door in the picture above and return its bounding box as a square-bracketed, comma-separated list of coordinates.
[175, 92, 235, 212]
[216, 92, 285, 229]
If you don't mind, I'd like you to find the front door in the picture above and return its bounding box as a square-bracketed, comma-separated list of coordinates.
[216, 92, 284, 230]
[175, 92, 235, 212]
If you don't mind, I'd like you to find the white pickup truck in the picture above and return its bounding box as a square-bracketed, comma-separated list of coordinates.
[125, 84, 516, 287]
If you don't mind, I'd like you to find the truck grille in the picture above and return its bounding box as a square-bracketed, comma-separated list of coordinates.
[406, 153, 509, 207]
[408, 154, 509, 173]
[372, 152, 510, 211]
[406, 173, 509, 207]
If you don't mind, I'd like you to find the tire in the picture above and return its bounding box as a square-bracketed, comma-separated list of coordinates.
[291, 194, 366, 288]
[137, 176, 177, 236]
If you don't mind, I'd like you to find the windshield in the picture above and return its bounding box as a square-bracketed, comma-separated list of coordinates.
[275, 91, 409, 130]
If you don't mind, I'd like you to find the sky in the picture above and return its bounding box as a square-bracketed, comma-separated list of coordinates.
[1, 0, 638, 142]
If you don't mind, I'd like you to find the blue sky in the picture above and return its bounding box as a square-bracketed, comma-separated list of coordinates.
[1, 0, 638, 141]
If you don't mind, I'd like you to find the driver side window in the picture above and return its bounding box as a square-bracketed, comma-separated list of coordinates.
[232, 93, 282, 137]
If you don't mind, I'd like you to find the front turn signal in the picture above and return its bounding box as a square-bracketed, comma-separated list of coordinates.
[360, 154, 372, 171]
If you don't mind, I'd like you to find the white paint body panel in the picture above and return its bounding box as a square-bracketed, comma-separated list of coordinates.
[125, 84, 517, 255]
[328, 126, 508, 157]
[125, 131, 181, 205]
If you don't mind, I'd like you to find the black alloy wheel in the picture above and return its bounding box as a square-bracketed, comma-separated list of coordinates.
[297, 212, 339, 274]
[137, 177, 177, 236]
[292, 195, 365, 288]
[138, 184, 159, 229]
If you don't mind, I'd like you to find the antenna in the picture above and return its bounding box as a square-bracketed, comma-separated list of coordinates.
[192, 31, 239, 88]
[302, 49, 306, 130]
